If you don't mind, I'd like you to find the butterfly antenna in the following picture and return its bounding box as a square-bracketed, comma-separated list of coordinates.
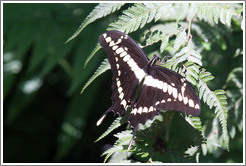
[127, 126, 138, 151]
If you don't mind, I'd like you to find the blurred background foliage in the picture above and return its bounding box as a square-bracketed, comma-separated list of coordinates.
[3, 3, 243, 163]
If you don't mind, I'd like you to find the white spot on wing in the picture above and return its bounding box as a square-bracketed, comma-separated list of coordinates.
[163, 82, 168, 92]
[157, 80, 163, 89]
[143, 76, 152, 86]
[168, 85, 173, 95]
[127, 59, 137, 71]
[115, 50, 147, 82]
[178, 93, 182, 101]
[132, 108, 137, 115]
[112, 45, 118, 50]
[181, 78, 186, 83]
[105, 37, 111, 43]
[183, 96, 188, 105]
[121, 99, 127, 108]
[117, 81, 121, 87]
[116, 47, 124, 54]
[189, 99, 194, 107]
[134, 68, 146, 82]
[118, 87, 123, 93]
[137, 107, 143, 114]
[124, 47, 128, 51]
[161, 99, 166, 103]
[103, 33, 107, 38]
[155, 101, 160, 105]
[195, 104, 200, 109]
[123, 55, 131, 62]
[119, 93, 124, 100]
[116, 64, 119, 69]
[119, 51, 127, 57]
[167, 98, 172, 102]
[173, 88, 178, 99]
[149, 106, 154, 112]
[115, 57, 118, 62]
[118, 70, 121, 76]
[143, 107, 148, 113]
[181, 83, 188, 104]
[109, 39, 122, 47]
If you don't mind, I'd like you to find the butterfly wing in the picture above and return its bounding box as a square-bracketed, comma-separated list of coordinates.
[97, 30, 149, 125]
[129, 64, 201, 128]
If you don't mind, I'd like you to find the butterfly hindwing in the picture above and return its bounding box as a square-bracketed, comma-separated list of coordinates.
[129, 62, 201, 128]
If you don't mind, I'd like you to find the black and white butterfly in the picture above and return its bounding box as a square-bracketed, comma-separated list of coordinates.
[97, 30, 201, 150]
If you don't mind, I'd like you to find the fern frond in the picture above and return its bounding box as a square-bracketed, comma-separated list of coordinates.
[181, 61, 199, 86]
[184, 145, 200, 163]
[66, 3, 125, 43]
[176, 3, 189, 23]
[154, 3, 173, 21]
[174, 30, 187, 52]
[165, 46, 202, 71]
[84, 43, 101, 68]
[196, 3, 241, 27]
[198, 70, 229, 150]
[81, 58, 110, 94]
[224, 67, 243, 135]
[102, 130, 132, 162]
[108, 3, 172, 34]
[95, 117, 122, 143]
[142, 30, 170, 53]
[187, 3, 199, 21]
[160, 36, 170, 53]
[186, 116, 203, 132]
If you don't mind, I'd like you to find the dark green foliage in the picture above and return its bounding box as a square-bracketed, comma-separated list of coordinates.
[3, 3, 243, 163]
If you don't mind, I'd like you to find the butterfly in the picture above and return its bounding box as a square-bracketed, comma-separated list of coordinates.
[97, 30, 201, 150]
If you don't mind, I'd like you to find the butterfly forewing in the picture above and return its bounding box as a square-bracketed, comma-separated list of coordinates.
[98, 30, 149, 120]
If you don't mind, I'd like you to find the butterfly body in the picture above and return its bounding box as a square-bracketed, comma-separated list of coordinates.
[98, 30, 201, 149]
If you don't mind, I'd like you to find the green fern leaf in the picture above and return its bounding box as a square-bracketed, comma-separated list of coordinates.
[213, 90, 229, 150]
[226, 12, 232, 26]
[186, 116, 203, 132]
[160, 35, 169, 53]
[174, 30, 187, 52]
[102, 130, 132, 162]
[199, 69, 214, 82]
[188, 49, 203, 66]
[184, 145, 200, 163]
[219, 9, 227, 25]
[81, 58, 110, 94]
[84, 43, 101, 68]
[197, 4, 241, 27]
[95, 117, 122, 143]
[66, 3, 125, 43]
[187, 3, 199, 20]
[142, 30, 169, 53]
[212, 5, 220, 24]
[198, 70, 229, 150]
[176, 3, 189, 22]
[108, 3, 172, 34]
[154, 3, 172, 22]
